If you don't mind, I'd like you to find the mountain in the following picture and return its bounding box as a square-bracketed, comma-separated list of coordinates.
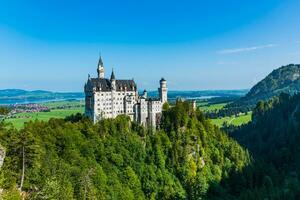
[226, 64, 300, 112]
[244, 64, 300, 102]
[0, 89, 84, 105]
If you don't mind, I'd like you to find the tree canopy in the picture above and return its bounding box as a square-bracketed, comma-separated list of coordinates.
[0, 101, 250, 199]
[229, 93, 300, 199]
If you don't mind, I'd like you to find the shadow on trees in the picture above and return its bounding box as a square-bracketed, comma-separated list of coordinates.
[213, 93, 300, 200]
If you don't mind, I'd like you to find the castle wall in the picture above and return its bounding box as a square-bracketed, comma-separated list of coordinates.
[139, 98, 148, 126]
[92, 90, 137, 122]
[148, 100, 162, 128]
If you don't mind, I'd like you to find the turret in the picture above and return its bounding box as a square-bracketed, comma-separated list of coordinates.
[142, 90, 147, 98]
[159, 78, 167, 104]
[97, 56, 105, 79]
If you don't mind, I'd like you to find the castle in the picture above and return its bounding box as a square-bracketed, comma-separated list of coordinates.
[84, 56, 168, 128]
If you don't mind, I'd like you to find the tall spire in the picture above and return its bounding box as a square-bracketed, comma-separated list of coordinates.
[98, 54, 103, 67]
[97, 54, 105, 79]
[110, 69, 115, 80]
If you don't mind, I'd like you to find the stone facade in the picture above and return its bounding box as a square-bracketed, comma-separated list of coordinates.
[84, 56, 167, 128]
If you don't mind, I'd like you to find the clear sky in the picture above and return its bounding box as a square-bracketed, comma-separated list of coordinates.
[1, 0, 300, 92]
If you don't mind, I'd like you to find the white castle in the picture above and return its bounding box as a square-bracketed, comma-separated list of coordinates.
[84, 56, 168, 128]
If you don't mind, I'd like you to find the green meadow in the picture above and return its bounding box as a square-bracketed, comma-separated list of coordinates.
[210, 112, 252, 127]
[197, 102, 227, 111]
[4, 100, 84, 129]
[197, 101, 251, 127]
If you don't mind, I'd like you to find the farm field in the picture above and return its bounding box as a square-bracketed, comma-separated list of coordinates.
[4, 100, 84, 129]
[5, 108, 84, 129]
[198, 102, 227, 112]
[197, 101, 252, 127]
[211, 112, 252, 127]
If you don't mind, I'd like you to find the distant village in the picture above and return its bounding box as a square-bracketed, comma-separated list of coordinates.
[9, 104, 50, 114]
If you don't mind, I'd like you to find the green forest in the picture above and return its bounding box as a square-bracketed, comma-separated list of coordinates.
[1, 96, 300, 199]
[0, 101, 251, 199]
[230, 93, 300, 199]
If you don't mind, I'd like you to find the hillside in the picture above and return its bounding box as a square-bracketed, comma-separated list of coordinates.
[226, 64, 300, 112]
[0, 101, 250, 199]
[229, 93, 300, 199]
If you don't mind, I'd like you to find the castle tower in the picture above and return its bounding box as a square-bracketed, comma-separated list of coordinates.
[97, 56, 105, 79]
[142, 89, 147, 98]
[159, 78, 168, 104]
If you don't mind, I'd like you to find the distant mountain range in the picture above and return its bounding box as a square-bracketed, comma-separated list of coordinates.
[0, 89, 82, 97]
[227, 64, 300, 110]
[0, 89, 84, 105]
[0, 89, 248, 105]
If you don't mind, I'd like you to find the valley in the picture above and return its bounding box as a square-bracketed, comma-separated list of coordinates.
[1, 91, 251, 129]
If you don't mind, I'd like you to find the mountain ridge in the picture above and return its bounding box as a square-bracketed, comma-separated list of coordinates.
[227, 64, 300, 110]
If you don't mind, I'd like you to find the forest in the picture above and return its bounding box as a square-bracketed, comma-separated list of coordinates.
[0, 96, 300, 199]
[230, 93, 300, 199]
[0, 101, 251, 199]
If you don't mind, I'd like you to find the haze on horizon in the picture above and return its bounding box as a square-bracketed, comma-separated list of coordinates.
[0, 0, 300, 92]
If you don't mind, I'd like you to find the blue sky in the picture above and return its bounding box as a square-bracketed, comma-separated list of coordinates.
[0, 0, 300, 91]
